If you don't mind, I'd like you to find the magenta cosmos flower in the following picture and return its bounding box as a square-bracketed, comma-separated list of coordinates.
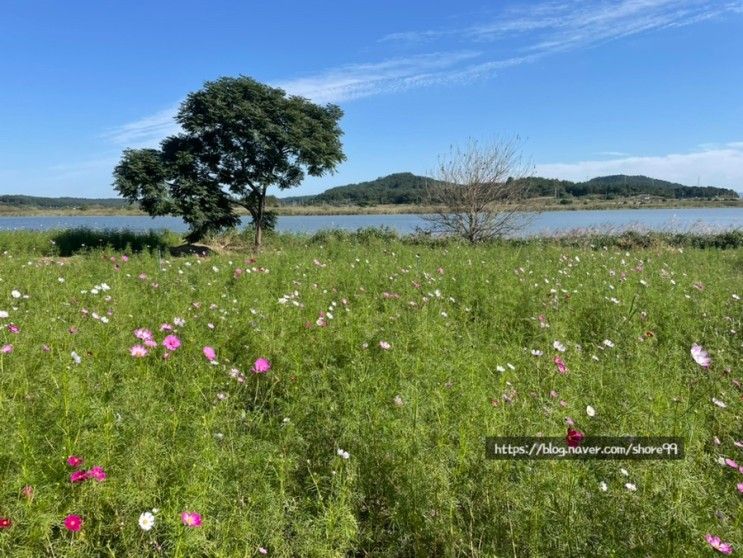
[251, 358, 271, 373]
[0, 517, 11, 529]
[162, 335, 181, 351]
[70, 470, 87, 483]
[67, 455, 84, 468]
[64, 514, 83, 532]
[86, 466, 107, 482]
[181, 511, 202, 527]
[566, 427, 585, 448]
[203, 346, 216, 361]
[130, 345, 148, 357]
[691, 343, 711, 368]
[705, 534, 733, 555]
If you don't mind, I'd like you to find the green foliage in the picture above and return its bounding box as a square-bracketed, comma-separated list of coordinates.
[113, 76, 345, 243]
[0, 232, 740, 556]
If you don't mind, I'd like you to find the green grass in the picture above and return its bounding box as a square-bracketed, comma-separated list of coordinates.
[0, 230, 741, 556]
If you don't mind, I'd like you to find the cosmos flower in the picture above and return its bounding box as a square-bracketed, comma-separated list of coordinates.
[130, 345, 148, 357]
[705, 534, 733, 555]
[70, 471, 87, 483]
[586, 405, 596, 417]
[554, 356, 568, 373]
[379, 341, 391, 350]
[162, 335, 181, 351]
[138, 511, 155, 531]
[553, 340, 566, 352]
[1, 344, 12, 354]
[203, 346, 217, 361]
[134, 328, 153, 341]
[691, 344, 711, 368]
[337, 448, 350, 459]
[67, 455, 83, 468]
[64, 514, 83, 532]
[181, 512, 202, 527]
[251, 358, 271, 373]
[566, 427, 584, 447]
[0, 518, 11, 528]
[86, 466, 106, 482]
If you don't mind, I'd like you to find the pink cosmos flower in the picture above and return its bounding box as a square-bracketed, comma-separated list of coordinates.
[554, 355, 569, 374]
[134, 328, 153, 341]
[67, 455, 83, 468]
[70, 470, 87, 483]
[86, 466, 106, 482]
[162, 335, 181, 351]
[7, 323, 19, 334]
[144, 338, 158, 348]
[203, 346, 216, 361]
[737, 482, 743, 494]
[691, 343, 711, 368]
[181, 511, 202, 527]
[705, 534, 733, 555]
[379, 341, 391, 350]
[130, 345, 148, 357]
[64, 514, 83, 532]
[724, 458, 739, 469]
[159, 323, 173, 331]
[251, 358, 271, 374]
[1, 344, 12, 354]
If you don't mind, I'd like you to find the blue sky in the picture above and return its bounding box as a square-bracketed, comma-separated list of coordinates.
[1, 0, 742, 198]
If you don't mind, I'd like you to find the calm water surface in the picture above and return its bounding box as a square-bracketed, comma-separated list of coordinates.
[0, 208, 740, 236]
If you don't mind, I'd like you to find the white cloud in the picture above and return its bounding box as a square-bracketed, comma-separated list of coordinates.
[536, 143, 743, 189]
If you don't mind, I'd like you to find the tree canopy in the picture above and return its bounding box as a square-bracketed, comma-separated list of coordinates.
[113, 76, 345, 244]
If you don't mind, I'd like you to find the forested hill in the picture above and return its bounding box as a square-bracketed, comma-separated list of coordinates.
[282, 173, 443, 205]
[281, 173, 739, 205]
[0, 195, 130, 209]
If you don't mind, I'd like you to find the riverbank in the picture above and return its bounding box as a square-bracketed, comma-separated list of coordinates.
[0, 196, 740, 217]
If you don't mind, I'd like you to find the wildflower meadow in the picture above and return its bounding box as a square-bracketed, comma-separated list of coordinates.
[0, 229, 741, 556]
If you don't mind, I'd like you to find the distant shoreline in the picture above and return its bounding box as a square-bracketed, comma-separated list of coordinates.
[0, 197, 740, 217]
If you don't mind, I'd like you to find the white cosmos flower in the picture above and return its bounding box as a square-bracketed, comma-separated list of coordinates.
[530, 349, 543, 356]
[11, 290, 21, 299]
[586, 405, 596, 417]
[602, 339, 615, 348]
[0, 310, 8, 318]
[624, 483, 637, 492]
[337, 448, 350, 459]
[553, 340, 566, 352]
[496, 365, 505, 373]
[712, 398, 727, 409]
[599, 481, 608, 492]
[138, 511, 155, 531]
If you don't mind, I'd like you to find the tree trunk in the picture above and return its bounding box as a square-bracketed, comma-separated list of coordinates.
[254, 188, 266, 248]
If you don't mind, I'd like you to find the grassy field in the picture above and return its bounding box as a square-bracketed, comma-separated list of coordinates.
[0, 229, 741, 556]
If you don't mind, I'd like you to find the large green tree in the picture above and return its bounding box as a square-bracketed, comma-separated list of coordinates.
[113, 76, 345, 246]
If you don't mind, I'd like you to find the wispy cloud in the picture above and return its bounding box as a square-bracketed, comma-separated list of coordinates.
[276, 51, 482, 103]
[536, 142, 743, 188]
[103, 105, 180, 147]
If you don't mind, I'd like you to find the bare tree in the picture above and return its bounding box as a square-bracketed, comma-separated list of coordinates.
[422, 137, 534, 242]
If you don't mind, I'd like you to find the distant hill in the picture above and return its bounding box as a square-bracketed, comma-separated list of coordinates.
[0, 195, 130, 209]
[283, 172, 441, 206]
[280, 173, 740, 205]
